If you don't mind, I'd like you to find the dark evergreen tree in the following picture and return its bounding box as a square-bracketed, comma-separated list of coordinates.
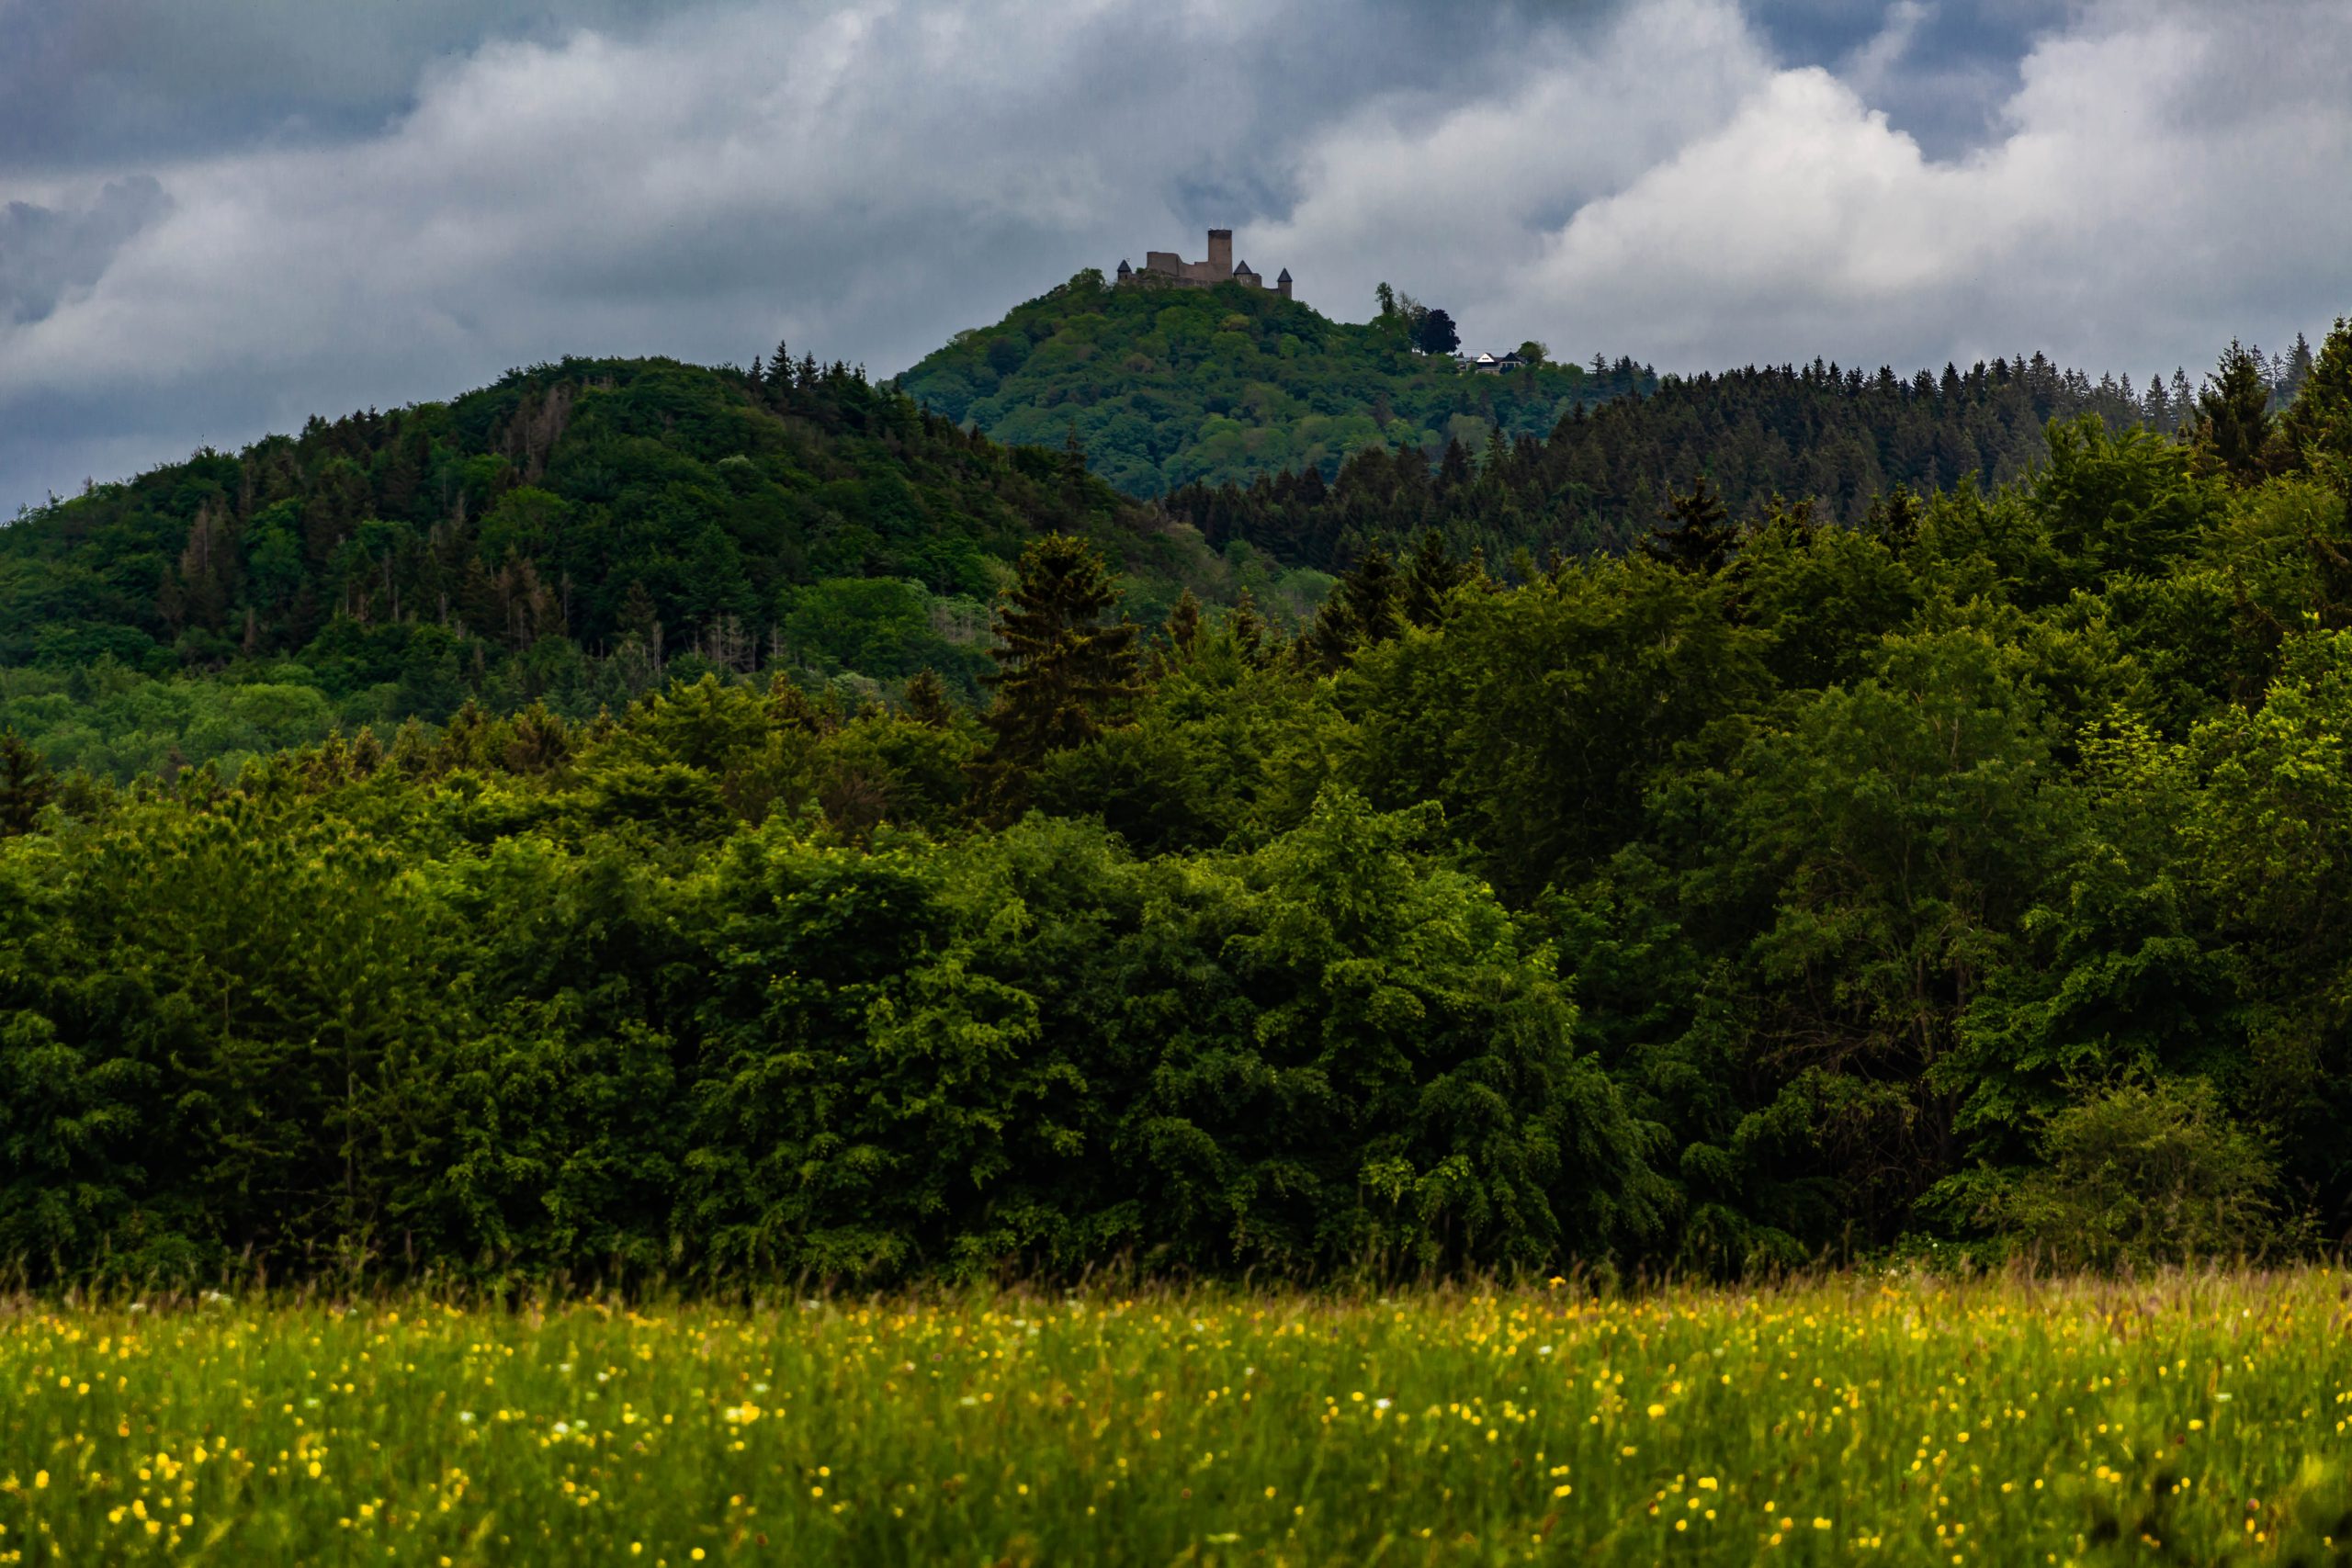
[1227, 589, 1272, 667]
[1402, 529, 1469, 628]
[0, 730, 53, 836]
[2285, 333, 2317, 402]
[1163, 588, 1204, 663]
[971, 534, 1140, 818]
[1306, 546, 1406, 671]
[1641, 478, 1739, 574]
[2278, 317, 2352, 488]
[903, 668, 955, 728]
[1862, 483, 1924, 549]
[2197, 340, 2277, 484]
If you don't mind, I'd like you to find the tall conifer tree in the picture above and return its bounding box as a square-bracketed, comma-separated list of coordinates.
[903, 668, 955, 728]
[0, 729, 54, 836]
[1641, 478, 1739, 573]
[2197, 341, 2277, 485]
[1403, 530, 1469, 628]
[971, 534, 1139, 818]
[1305, 546, 1405, 671]
[1162, 588, 1204, 667]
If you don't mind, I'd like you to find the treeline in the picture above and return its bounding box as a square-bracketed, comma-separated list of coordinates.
[0, 355, 1332, 781]
[0, 670, 1647, 1285]
[3, 323, 2351, 1288]
[1165, 338, 2324, 570]
[893, 270, 1653, 496]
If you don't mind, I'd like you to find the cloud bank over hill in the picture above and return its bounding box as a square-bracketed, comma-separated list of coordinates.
[1, 0, 2346, 510]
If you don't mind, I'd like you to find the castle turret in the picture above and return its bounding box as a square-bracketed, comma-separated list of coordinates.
[1121, 231, 1294, 298]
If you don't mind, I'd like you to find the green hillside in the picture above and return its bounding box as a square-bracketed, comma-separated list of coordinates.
[0, 355, 1329, 779]
[893, 270, 1651, 495]
[1167, 352, 2201, 568]
[3, 323, 2351, 1288]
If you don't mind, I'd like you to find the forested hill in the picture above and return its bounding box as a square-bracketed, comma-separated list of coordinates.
[0, 355, 1329, 779]
[4, 322, 2351, 1287]
[1165, 349, 2312, 570]
[891, 270, 1653, 496]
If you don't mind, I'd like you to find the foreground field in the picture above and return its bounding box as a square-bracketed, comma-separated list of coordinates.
[3, 1275, 2351, 1564]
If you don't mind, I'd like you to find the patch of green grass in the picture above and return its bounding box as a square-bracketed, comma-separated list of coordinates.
[5, 1274, 2352, 1563]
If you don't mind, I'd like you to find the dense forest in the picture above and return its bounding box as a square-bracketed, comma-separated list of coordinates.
[1167, 335, 2324, 569]
[3, 319, 2349, 1287]
[0, 355, 1334, 781]
[892, 270, 1654, 495]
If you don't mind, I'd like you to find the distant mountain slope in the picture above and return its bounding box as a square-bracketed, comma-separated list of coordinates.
[892, 270, 1651, 496]
[1166, 354, 2188, 569]
[0, 356, 1324, 779]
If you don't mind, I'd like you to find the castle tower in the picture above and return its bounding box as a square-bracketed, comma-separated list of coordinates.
[1276, 266, 1293, 300]
[1206, 228, 1233, 277]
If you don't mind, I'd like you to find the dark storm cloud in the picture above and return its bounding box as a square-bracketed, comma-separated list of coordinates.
[0, 175, 168, 323]
[1749, 0, 2075, 154]
[1, 0, 2348, 513]
[0, 0, 1574, 175]
[0, 0, 690, 169]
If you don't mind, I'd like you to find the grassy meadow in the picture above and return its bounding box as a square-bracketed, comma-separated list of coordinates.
[3, 1274, 2351, 1565]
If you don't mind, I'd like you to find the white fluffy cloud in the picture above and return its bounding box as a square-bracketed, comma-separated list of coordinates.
[1496, 1, 2352, 372]
[1255, 0, 2352, 373]
[2, 0, 1291, 502]
[3, 0, 2349, 509]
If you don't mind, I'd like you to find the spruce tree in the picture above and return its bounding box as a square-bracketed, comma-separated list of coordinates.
[971, 534, 1140, 818]
[903, 668, 955, 728]
[1306, 546, 1405, 671]
[1227, 589, 1272, 667]
[1403, 530, 1469, 628]
[0, 729, 53, 836]
[2278, 317, 2352, 489]
[1162, 588, 1204, 666]
[2285, 333, 2317, 401]
[768, 671, 835, 736]
[2196, 341, 2276, 485]
[505, 703, 572, 774]
[1862, 483, 1924, 549]
[1641, 477, 1739, 573]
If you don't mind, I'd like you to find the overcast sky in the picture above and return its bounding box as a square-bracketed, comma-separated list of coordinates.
[3, 0, 2347, 513]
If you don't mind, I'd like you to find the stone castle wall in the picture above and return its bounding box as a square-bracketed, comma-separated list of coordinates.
[1121, 230, 1293, 299]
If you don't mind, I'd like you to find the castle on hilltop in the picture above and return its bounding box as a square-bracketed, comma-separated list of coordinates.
[1117, 229, 1294, 299]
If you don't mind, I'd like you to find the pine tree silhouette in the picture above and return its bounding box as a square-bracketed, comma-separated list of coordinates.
[1403, 530, 1469, 628]
[2196, 341, 2276, 485]
[970, 534, 1140, 819]
[1641, 478, 1739, 574]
